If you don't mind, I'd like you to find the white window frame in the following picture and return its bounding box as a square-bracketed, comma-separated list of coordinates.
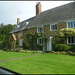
[67, 36, 75, 45]
[67, 21, 75, 28]
[19, 39, 23, 46]
[17, 25, 20, 28]
[37, 26, 43, 33]
[37, 38, 42, 45]
[50, 24, 57, 31]
[20, 31, 23, 36]
[26, 22, 29, 25]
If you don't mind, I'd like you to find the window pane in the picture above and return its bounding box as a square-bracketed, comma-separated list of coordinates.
[55, 24, 57, 30]
[68, 37, 70, 44]
[68, 22, 70, 28]
[53, 25, 55, 30]
[38, 38, 42, 44]
[51, 25, 53, 30]
[71, 22, 73, 28]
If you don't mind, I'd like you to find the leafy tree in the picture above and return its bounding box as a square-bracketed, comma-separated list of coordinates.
[0, 24, 16, 49]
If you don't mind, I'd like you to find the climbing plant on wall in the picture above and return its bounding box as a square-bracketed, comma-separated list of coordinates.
[26, 32, 44, 50]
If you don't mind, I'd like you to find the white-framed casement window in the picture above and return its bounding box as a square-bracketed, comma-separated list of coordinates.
[37, 27, 43, 33]
[19, 39, 23, 46]
[50, 24, 57, 31]
[67, 21, 75, 28]
[67, 36, 75, 44]
[20, 31, 23, 36]
[37, 38, 42, 45]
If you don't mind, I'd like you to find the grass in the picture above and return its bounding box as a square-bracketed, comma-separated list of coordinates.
[0, 51, 75, 74]
[0, 51, 36, 61]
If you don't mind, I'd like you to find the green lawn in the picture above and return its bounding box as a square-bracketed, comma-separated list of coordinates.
[0, 51, 75, 74]
[0, 51, 35, 61]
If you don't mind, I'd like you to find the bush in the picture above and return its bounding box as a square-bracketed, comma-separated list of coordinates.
[19, 50, 25, 53]
[23, 42, 28, 50]
[70, 45, 75, 52]
[67, 51, 72, 55]
[54, 44, 70, 51]
[3, 48, 7, 51]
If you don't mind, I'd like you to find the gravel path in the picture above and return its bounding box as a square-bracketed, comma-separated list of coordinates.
[0, 53, 42, 63]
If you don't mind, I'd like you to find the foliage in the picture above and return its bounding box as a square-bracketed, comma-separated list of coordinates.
[0, 24, 15, 49]
[70, 45, 75, 52]
[54, 44, 70, 51]
[23, 42, 28, 50]
[27, 33, 43, 50]
[67, 51, 72, 55]
[58, 28, 75, 37]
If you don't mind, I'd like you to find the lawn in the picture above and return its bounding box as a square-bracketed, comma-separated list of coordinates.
[0, 51, 75, 74]
[0, 51, 36, 61]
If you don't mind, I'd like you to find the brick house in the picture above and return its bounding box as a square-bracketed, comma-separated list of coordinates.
[9, 2, 75, 51]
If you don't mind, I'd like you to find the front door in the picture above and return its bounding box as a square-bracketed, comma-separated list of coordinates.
[47, 36, 53, 51]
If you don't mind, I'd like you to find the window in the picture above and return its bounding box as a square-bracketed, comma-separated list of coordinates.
[67, 36, 75, 44]
[26, 22, 29, 25]
[37, 27, 43, 33]
[23, 22, 29, 26]
[19, 39, 23, 46]
[50, 24, 57, 31]
[67, 21, 75, 28]
[17, 25, 20, 28]
[37, 38, 42, 45]
[20, 32, 23, 36]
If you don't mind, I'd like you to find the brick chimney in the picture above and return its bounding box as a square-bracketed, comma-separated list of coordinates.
[17, 18, 20, 25]
[36, 2, 41, 16]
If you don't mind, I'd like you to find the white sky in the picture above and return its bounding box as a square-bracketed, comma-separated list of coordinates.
[0, 1, 74, 25]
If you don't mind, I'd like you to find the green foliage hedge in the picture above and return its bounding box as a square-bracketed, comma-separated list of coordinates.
[70, 45, 75, 52]
[53, 44, 70, 51]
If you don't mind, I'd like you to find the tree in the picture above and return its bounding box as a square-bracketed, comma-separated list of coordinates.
[0, 24, 16, 49]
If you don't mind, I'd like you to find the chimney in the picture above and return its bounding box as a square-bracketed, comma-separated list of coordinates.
[17, 18, 20, 25]
[36, 2, 41, 16]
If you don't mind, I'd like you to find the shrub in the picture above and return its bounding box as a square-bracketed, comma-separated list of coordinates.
[70, 45, 75, 52]
[51, 50, 55, 53]
[67, 51, 72, 55]
[23, 42, 28, 50]
[54, 44, 70, 51]
[19, 50, 25, 53]
[3, 48, 7, 51]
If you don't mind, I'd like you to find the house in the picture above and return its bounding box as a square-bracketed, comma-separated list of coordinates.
[9, 2, 75, 51]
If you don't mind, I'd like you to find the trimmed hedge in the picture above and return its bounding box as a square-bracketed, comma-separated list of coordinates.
[70, 45, 75, 52]
[53, 44, 70, 51]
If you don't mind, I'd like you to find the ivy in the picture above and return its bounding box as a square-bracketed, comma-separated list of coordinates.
[26, 32, 44, 50]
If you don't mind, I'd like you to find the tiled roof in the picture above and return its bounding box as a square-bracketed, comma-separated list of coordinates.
[9, 16, 35, 34]
[10, 2, 75, 34]
[27, 2, 75, 28]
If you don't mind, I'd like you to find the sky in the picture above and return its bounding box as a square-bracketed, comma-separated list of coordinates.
[0, 1, 74, 25]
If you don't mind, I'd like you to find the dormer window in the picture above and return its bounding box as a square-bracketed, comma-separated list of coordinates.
[37, 26, 43, 33]
[23, 22, 29, 26]
[17, 25, 20, 28]
[26, 22, 29, 25]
